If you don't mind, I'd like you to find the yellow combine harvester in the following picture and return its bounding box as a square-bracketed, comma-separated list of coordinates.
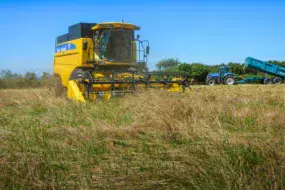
[53, 22, 189, 102]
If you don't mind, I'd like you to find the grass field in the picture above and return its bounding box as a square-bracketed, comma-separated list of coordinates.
[0, 85, 284, 189]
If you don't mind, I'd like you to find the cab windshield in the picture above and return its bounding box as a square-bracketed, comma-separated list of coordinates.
[219, 67, 230, 77]
[99, 29, 134, 62]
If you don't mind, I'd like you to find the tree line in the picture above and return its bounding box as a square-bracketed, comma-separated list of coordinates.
[0, 70, 54, 89]
[155, 58, 285, 83]
[1, 59, 285, 88]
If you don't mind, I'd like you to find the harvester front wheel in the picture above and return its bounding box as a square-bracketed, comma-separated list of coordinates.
[69, 69, 84, 82]
[69, 69, 89, 99]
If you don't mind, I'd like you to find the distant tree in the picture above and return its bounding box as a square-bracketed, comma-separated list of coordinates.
[178, 63, 209, 82]
[24, 72, 37, 81]
[190, 63, 209, 82]
[0, 70, 23, 88]
[178, 63, 192, 75]
[41, 72, 53, 86]
[228, 62, 245, 75]
[207, 64, 223, 73]
[268, 60, 285, 67]
[1, 70, 13, 79]
[0, 70, 53, 89]
[156, 58, 181, 71]
[41, 72, 52, 80]
[23, 72, 39, 87]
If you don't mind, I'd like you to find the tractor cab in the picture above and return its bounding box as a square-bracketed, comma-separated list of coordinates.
[90, 22, 149, 70]
[218, 66, 232, 81]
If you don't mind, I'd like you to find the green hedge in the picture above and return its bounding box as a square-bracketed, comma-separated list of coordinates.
[0, 70, 54, 89]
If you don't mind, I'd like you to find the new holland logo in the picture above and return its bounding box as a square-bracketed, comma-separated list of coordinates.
[55, 43, 76, 53]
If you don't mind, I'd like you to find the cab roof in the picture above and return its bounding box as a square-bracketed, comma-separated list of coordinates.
[91, 22, 140, 31]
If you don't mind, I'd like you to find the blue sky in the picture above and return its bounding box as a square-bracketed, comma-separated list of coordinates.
[0, 0, 285, 73]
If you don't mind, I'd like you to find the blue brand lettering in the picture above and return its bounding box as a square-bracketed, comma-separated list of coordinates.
[55, 43, 76, 52]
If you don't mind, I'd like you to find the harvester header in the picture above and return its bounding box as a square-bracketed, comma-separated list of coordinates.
[53, 21, 189, 102]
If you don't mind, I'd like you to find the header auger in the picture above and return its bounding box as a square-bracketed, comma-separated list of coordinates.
[53, 22, 189, 102]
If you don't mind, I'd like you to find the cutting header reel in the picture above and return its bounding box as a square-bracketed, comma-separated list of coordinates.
[67, 68, 190, 102]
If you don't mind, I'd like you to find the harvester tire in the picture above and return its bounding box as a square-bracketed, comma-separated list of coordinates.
[207, 79, 216, 86]
[263, 78, 272, 84]
[69, 69, 90, 100]
[273, 77, 283, 84]
[69, 69, 84, 81]
[224, 76, 236, 85]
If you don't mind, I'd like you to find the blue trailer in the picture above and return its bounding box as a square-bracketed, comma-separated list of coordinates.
[206, 57, 285, 85]
[245, 57, 285, 84]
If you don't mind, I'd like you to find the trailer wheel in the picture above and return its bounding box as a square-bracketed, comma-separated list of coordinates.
[263, 78, 272, 84]
[224, 76, 236, 85]
[273, 77, 283, 84]
[207, 79, 216, 86]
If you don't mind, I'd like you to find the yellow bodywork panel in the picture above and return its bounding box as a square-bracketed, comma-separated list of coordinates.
[67, 80, 112, 102]
[167, 84, 182, 92]
[54, 38, 94, 87]
[67, 80, 86, 102]
[103, 92, 111, 101]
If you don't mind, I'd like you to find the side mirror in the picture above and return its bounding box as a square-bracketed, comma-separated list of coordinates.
[83, 41, 88, 50]
[146, 46, 150, 55]
[136, 34, 140, 40]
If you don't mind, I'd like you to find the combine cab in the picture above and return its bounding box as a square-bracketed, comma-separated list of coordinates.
[54, 22, 189, 102]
